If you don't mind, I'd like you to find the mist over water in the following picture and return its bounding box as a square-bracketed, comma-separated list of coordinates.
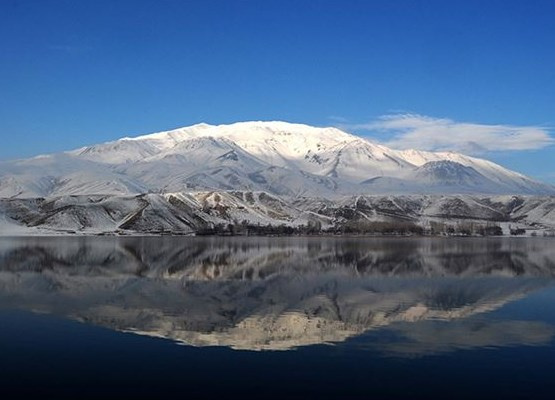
[1, 236, 555, 398]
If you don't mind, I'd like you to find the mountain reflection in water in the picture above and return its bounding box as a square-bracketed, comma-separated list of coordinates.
[1, 236, 555, 355]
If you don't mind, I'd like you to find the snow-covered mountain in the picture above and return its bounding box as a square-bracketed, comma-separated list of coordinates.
[0, 121, 553, 198]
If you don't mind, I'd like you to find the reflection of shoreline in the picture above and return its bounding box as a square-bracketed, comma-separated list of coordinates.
[2, 236, 555, 279]
[0, 237, 554, 354]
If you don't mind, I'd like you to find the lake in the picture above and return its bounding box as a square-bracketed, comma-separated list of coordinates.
[1, 236, 555, 399]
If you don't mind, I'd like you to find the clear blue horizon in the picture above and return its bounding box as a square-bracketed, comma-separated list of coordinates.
[1, 0, 554, 183]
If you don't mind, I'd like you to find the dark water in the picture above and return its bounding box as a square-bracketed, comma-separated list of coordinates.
[1, 236, 555, 399]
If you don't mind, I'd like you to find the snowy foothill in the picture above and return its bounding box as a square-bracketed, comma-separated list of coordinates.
[0, 191, 554, 236]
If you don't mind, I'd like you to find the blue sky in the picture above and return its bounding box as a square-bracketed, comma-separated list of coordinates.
[1, 0, 554, 182]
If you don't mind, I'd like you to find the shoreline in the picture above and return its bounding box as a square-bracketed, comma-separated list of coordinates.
[0, 231, 551, 239]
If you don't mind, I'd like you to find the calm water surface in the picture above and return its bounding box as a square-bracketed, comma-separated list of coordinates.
[1, 236, 555, 399]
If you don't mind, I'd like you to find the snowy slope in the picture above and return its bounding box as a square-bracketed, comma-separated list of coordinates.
[395, 149, 548, 193]
[362, 161, 512, 194]
[0, 121, 553, 197]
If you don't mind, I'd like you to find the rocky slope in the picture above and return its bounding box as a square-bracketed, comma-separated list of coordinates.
[1, 191, 554, 235]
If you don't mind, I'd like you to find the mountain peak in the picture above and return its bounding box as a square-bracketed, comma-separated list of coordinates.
[123, 120, 356, 142]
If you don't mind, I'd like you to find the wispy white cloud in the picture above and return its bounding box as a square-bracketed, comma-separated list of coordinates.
[342, 113, 553, 154]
